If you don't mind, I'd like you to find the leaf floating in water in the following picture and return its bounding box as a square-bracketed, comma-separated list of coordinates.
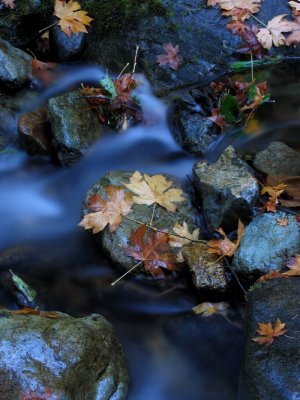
[10, 269, 36, 303]
[192, 302, 229, 318]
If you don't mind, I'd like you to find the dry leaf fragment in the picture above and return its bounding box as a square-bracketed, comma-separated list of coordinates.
[124, 224, 178, 278]
[282, 254, 300, 276]
[1, 0, 15, 9]
[208, 108, 227, 129]
[156, 43, 183, 70]
[21, 387, 61, 400]
[124, 171, 185, 212]
[208, 220, 244, 257]
[289, 0, 300, 13]
[10, 307, 58, 319]
[54, 0, 93, 37]
[252, 319, 287, 345]
[276, 216, 289, 226]
[192, 301, 229, 318]
[286, 17, 300, 45]
[79, 186, 133, 233]
[256, 15, 293, 50]
[256, 270, 287, 282]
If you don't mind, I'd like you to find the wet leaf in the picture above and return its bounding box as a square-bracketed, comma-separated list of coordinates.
[208, 0, 261, 18]
[156, 43, 183, 70]
[208, 220, 244, 257]
[124, 171, 185, 212]
[256, 270, 287, 282]
[11, 307, 58, 319]
[192, 302, 229, 318]
[208, 108, 227, 129]
[266, 175, 300, 208]
[169, 221, 200, 247]
[256, 15, 293, 50]
[99, 76, 117, 98]
[114, 73, 137, 99]
[79, 186, 133, 233]
[252, 319, 287, 345]
[276, 216, 289, 226]
[124, 224, 178, 278]
[282, 254, 300, 276]
[53, 0, 93, 37]
[220, 94, 240, 123]
[286, 17, 300, 45]
[10, 270, 36, 303]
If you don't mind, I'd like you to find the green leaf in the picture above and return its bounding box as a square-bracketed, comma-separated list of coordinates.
[99, 76, 117, 98]
[246, 82, 257, 103]
[10, 270, 36, 303]
[220, 94, 240, 124]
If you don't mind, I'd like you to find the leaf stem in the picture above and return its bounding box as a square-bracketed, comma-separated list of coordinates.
[117, 62, 130, 79]
[249, 12, 269, 29]
[111, 260, 143, 286]
[39, 22, 57, 34]
[149, 203, 156, 226]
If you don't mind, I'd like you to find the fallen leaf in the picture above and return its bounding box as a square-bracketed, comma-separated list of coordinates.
[192, 301, 229, 318]
[208, 220, 244, 257]
[1, 0, 15, 9]
[124, 171, 185, 212]
[10, 270, 36, 303]
[289, 0, 300, 15]
[114, 73, 137, 99]
[208, 0, 261, 17]
[256, 15, 293, 50]
[79, 186, 133, 233]
[124, 224, 178, 278]
[256, 270, 287, 282]
[266, 175, 300, 208]
[53, 0, 93, 37]
[282, 254, 300, 276]
[10, 307, 58, 319]
[260, 181, 286, 212]
[208, 108, 227, 129]
[286, 17, 300, 45]
[237, 25, 268, 58]
[21, 387, 61, 400]
[252, 319, 287, 345]
[276, 216, 289, 226]
[169, 221, 200, 247]
[156, 43, 183, 70]
[31, 58, 57, 84]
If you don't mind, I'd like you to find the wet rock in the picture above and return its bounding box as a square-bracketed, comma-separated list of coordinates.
[81, 170, 198, 278]
[240, 278, 300, 400]
[182, 242, 228, 294]
[0, 307, 128, 399]
[0, 1, 53, 48]
[254, 141, 300, 176]
[49, 24, 86, 62]
[193, 146, 259, 233]
[18, 108, 53, 156]
[233, 211, 300, 278]
[47, 91, 102, 165]
[0, 38, 32, 89]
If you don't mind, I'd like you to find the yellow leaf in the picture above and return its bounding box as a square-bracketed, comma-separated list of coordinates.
[252, 319, 287, 345]
[192, 302, 229, 318]
[123, 171, 185, 212]
[256, 15, 293, 50]
[169, 221, 200, 247]
[54, 0, 93, 37]
[208, 220, 244, 257]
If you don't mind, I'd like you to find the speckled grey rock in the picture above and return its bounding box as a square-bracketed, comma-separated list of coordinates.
[254, 142, 300, 176]
[0, 38, 32, 89]
[48, 91, 102, 165]
[233, 211, 300, 278]
[240, 278, 300, 400]
[182, 242, 228, 294]
[82, 170, 198, 278]
[50, 24, 86, 61]
[193, 146, 259, 233]
[0, 307, 128, 400]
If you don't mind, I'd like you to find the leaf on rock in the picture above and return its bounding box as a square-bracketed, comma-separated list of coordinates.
[124, 224, 179, 278]
[208, 0, 261, 18]
[289, 0, 300, 16]
[192, 301, 229, 318]
[156, 43, 183, 70]
[286, 17, 300, 45]
[169, 221, 200, 247]
[1, 0, 15, 9]
[252, 319, 287, 345]
[10, 270, 36, 303]
[256, 270, 287, 282]
[11, 307, 58, 319]
[21, 387, 61, 400]
[54, 0, 93, 37]
[282, 254, 300, 276]
[208, 108, 227, 129]
[266, 175, 300, 208]
[124, 171, 185, 212]
[114, 73, 137, 99]
[31, 59, 57, 84]
[256, 15, 293, 50]
[208, 220, 244, 257]
[276, 216, 289, 226]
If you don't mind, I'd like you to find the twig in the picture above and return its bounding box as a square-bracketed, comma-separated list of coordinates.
[149, 203, 156, 226]
[132, 45, 139, 78]
[39, 22, 56, 34]
[117, 63, 130, 79]
[249, 12, 269, 29]
[111, 260, 143, 286]
[223, 257, 247, 295]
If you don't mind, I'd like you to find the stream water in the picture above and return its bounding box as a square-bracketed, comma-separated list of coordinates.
[0, 61, 299, 400]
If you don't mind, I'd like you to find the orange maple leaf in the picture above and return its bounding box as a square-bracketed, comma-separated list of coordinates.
[124, 224, 179, 278]
[208, 220, 244, 257]
[53, 0, 93, 37]
[252, 319, 287, 345]
[79, 186, 133, 233]
[156, 43, 183, 70]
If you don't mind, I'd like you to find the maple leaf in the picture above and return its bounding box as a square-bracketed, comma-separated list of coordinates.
[169, 221, 200, 247]
[252, 319, 287, 345]
[237, 25, 268, 58]
[79, 186, 133, 233]
[53, 0, 93, 37]
[10, 307, 58, 319]
[266, 175, 300, 208]
[256, 15, 293, 50]
[124, 224, 178, 278]
[123, 171, 185, 212]
[260, 181, 286, 212]
[282, 254, 300, 276]
[208, 0, 261, 18]
[114, 73, 137, 99]
[156, 43, 183, 70]
[286, 17, 300, 45]
[208, 220, 244, 257]
[1, 0, 15, 9]
[256, 270, 287, 282]
[31, 59, 57, 84]
[192, 301, 229, 318]
[276, 216, 289, 226]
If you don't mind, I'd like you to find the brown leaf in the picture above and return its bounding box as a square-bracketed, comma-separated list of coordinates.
[252, 319, 287, 345]
[53, 0, 93, 37]
[114, 73, 137, 99]
[267, 175, 300, 208]
[124, 171, 185, 212]
[156, 43, 183, 70]
[208, 220, 244, 257]
[256, 270, 287, 282]
[282, 254, 300, 276]
[276, 216, 289, 226]
[124, 224, 178, 278]
[31, 59, 57, 84]
[208, 108, 227, 129]
[256, 15, 293, 50]
[79, 186, 133, 233]
[1, 0, 15, 9]
[10, 307, 58, 319]
[192, 302, 229, 318]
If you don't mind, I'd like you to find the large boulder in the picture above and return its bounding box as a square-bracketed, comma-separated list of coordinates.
[0, 307, 128, 399]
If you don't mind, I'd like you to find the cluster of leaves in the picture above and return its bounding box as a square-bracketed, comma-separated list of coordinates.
[80, 73, 142, 129]
[252, 319, 287, 345]
[257, 254, 300, 282]
[208, 79, 270, 129]
[207, 0, 300, 57]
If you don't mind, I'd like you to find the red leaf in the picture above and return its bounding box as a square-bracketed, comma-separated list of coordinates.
[156, 43, 183, 70]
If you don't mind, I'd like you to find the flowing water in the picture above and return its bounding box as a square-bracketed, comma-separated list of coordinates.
[0, 61, 300, 400]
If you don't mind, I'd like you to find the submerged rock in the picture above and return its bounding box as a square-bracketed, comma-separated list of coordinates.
[193, 146, 259, 233]
[48, 91, 102, 165]
[241, 278, 300, 400]
[0, 307, 128, 399]
[49, 24, 86, 62]
[233, 211, 300, 278]
[254, 141, 300, 176]
[182, 242, 228, 294]
[0, 38, 32, 89]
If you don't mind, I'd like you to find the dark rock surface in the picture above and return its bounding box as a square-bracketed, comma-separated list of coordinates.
[241, 278, 300, 400]
[233, 211, 300, 278]
[0, 307, 128, 399]
[193, 146, 259, 233]
[49, 24, 86, 62]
